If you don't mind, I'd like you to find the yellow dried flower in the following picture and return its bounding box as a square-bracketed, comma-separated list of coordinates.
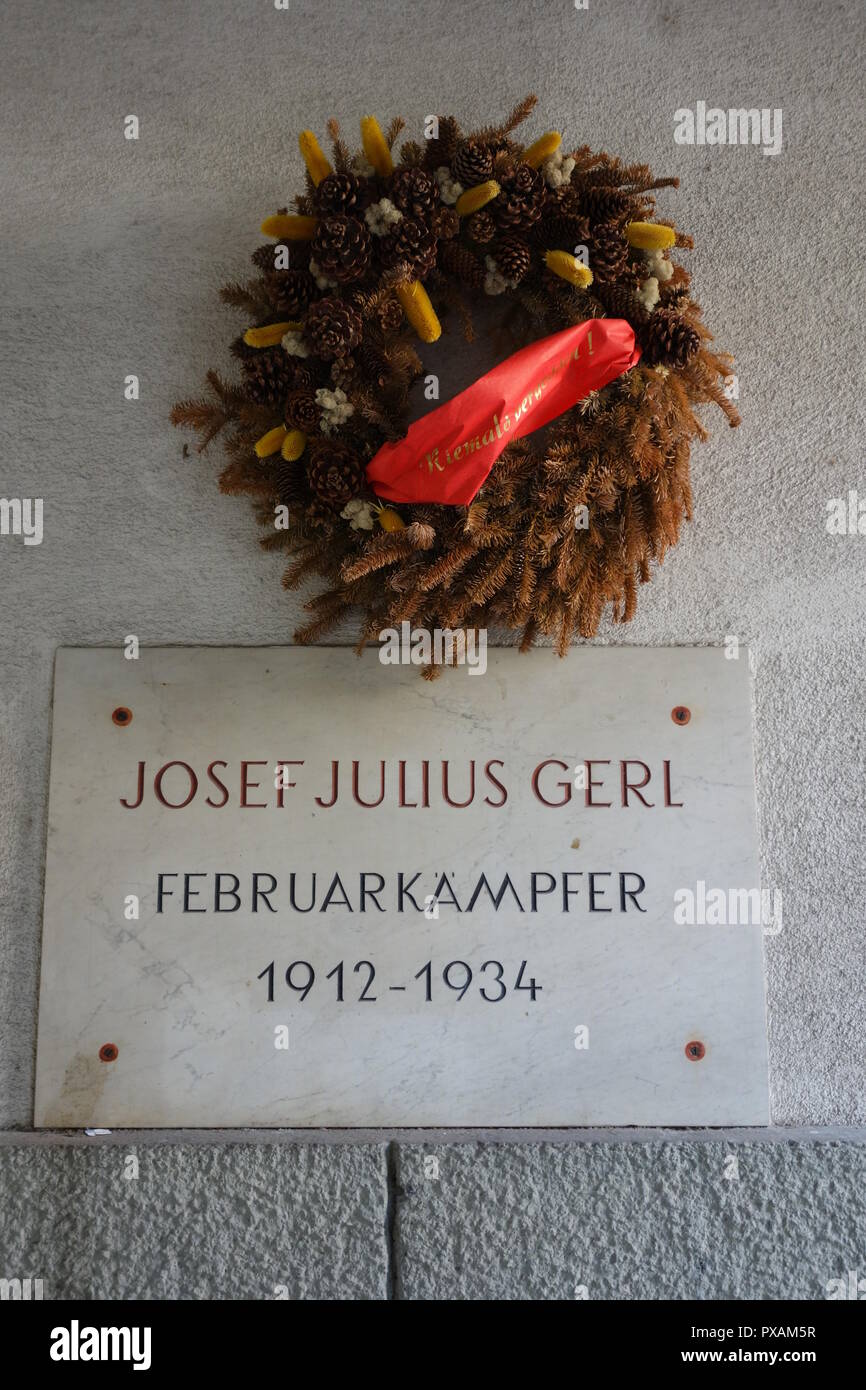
[625, 221, 676, 251]
[377, 507, 405, 531]
[281, 429, 307, 461]
[260, 214, 318, 240]
[243, 322, 302, 348]
[298, 130, 333, 187]
[360, 116, 394, 177]
[523, 131, 562, 168]
[254, 426, 287, 458]
[544, 250, 593, 287]
[455, 180, 501, 217]
[396, 281, 442, 343]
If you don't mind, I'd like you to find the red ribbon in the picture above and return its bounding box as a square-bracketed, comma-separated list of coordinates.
[366, 318, 641, 506]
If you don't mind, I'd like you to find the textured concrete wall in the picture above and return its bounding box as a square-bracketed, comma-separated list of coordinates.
[1, 0, 864, 1298]
[393, 1141, 866, 1301]
[0, 1145, 389, 1300]
[0, 1140, 863, 1300]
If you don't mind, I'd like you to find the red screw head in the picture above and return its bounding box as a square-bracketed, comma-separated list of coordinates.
[98, 1043, 119, 1063]
[685, 1040, 705, 1061]
[111, 706, 133, 726]
[672, 706, 691, 725]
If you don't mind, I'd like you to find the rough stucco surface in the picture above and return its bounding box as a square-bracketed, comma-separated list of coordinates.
[1, 1141, 861, 1301]
[0, 1145, 388, 1299]
[0, 0, 864, 1302]
[394, 1143, 866, 1301]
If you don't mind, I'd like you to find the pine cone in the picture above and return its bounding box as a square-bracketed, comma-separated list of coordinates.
[274, 459, 308, 506]
[389, 167, 437, 218]
[424, 115, 460, 169]
[639, 307, 700, 368]
[493, 163, 546, 230]
[375, 295, 405, 334]
[530, 212, 590, 251]
[305, 496, 341, 529]
[250, 241, 291, 271]
[303, 296, 363, 359]
[379, 216, 438, 279]
[452, 139, 493, 186]
[492, 234, 531, 284]
[285, 388, 320, 433]
[430, 205, 459, 240]
[307, 441, 364, 505]
[588, 222, 628, 284]
[438, 239, 485, 290]
[241, 348, 293, 406]
[577, 186, 632, 225]
[466, 209, 496, 244]
[433, 207, 461, 243]
[316, 172, 366, 216]
[311, 216, 372, 284]
[291, 364, 317, 391]
[591, 281, 650, 328]
[362, 344, 391, 389]
[660, 284, 691, 312]
[263, 268, 315, 317]
[330, 354, 360, 390]
[620, 258, 647, 290]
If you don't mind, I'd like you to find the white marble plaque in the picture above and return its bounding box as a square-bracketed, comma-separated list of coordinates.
[35, 646, 768, 1127]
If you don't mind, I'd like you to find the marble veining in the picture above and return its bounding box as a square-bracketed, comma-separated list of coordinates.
[34, 646, 768, 1127]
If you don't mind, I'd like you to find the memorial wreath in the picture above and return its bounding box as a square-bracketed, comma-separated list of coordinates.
[172, 96, 738, 668]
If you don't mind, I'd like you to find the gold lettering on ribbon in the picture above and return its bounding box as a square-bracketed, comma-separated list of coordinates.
[423, 447, 444, 474]
[416, 350, 581, 475]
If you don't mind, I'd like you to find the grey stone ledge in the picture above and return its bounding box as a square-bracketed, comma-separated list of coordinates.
[3, 1126, 866, 1147]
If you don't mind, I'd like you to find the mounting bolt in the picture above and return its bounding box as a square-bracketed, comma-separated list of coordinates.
[98, 1043, 119, 1063]
[111, 707, 133, 727]
[671, 705, 691, 725]
[685, 1040, 705, 1061]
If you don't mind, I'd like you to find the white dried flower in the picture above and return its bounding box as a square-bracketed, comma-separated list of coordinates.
[341, 498, 375, 531]
[638, 276, 660, 312]
[541, 148, 576, 189]
[435, 165, 463, 205]
[351, 153, 376, 178]
[308, 256, 337, 290]
[642, 248, 674, 282]
[316, 386, 354, 435]
[281, 329, 309, 357]
[483, 256, 509, 296]
[365, 198, 403, 237]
